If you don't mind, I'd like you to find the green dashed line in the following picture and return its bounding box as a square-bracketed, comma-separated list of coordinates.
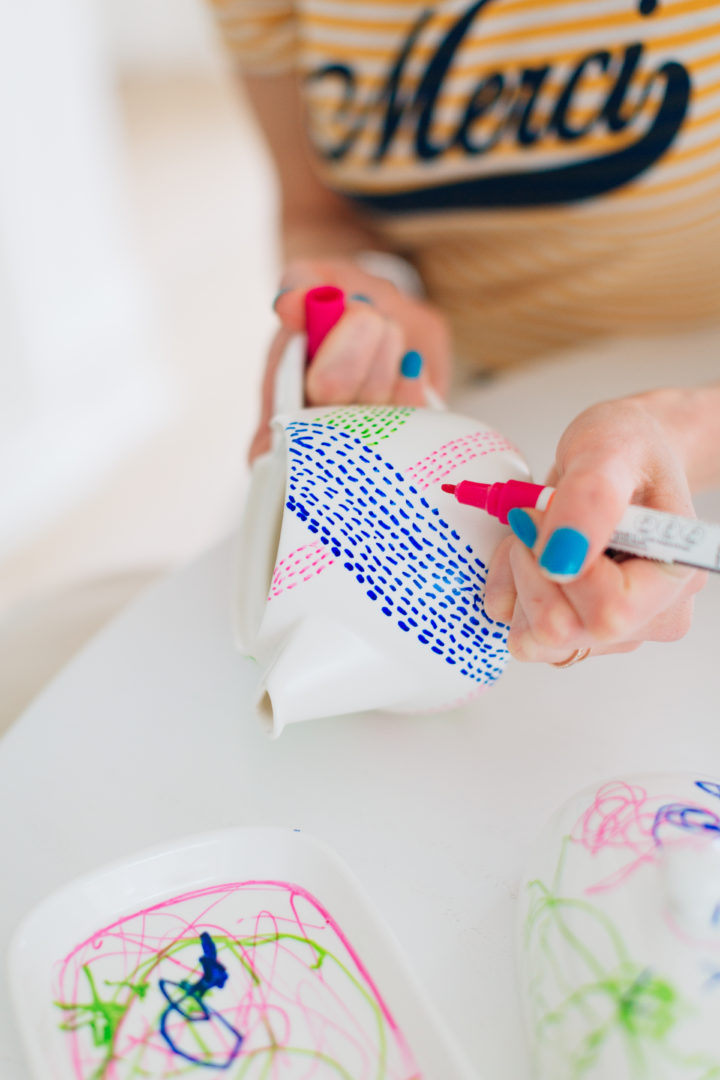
[323, 405, 414, 447]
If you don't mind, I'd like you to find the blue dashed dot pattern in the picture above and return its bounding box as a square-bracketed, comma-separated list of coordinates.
[284, 420, 509, 685]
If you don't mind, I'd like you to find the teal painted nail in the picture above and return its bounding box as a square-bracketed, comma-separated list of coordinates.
[350, 293, 372, 304]
[400, 350, 423, 378]
[271, 287, 291, 309]
[507, 508, 537, 549]
[539, 527, 590, 578]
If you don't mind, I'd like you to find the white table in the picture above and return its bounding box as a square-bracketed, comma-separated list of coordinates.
[2, 328, 720, 1080]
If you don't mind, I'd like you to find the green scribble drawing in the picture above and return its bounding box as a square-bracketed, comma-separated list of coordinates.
[523, 838, 720, 1080]
[56, 931, 401, 1080]
[56, 966, 131, 1079]
[323, 405, 414, 446]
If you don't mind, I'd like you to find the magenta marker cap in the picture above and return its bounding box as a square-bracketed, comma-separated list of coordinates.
[305, 285, 345, 362]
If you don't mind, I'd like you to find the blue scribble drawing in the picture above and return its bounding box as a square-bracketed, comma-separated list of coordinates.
[158, 932, 243, 1069]
[652, 803, 720, 844]
[696, 781, 720, 801]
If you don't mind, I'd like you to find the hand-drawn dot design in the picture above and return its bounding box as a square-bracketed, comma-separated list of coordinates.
[322, 405, 414, 446]
[269, 542, 335, 599]
[405, 430, 519, 490]
[284, 420, 509, 685]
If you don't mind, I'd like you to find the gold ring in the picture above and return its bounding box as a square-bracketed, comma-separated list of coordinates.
[551, 647, 591, 669]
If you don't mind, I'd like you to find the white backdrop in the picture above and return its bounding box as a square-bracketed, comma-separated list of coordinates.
[0, 0, 222, 559]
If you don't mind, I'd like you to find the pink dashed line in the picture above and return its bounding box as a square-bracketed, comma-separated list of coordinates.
[268, 541, 335, 600]
[405, 430, 518, 490]
[269, 429, 517, 601]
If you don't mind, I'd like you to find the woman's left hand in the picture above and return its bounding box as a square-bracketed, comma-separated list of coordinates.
[484, 393, 708, 664]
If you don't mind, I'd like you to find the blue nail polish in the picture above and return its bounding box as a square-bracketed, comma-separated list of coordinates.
[507, 508, 537, 549]
[271, 287, 291, 309]
[350, 293, 372, 304]
[539, 528, 590, 578]
[400, 350, 423, 378]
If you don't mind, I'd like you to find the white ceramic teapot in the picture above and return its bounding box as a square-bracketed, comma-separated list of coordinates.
[236, 287, 529, 736]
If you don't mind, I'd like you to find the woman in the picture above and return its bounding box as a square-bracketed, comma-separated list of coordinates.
[207, 0, 720, 666]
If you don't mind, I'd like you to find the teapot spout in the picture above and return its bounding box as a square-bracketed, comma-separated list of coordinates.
[255, 618, 414, 737]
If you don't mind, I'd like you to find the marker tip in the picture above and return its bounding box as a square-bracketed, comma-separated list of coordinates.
[441, 483, 456, 494]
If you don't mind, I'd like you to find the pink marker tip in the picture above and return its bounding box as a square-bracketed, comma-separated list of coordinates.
[441, 483, 457, 494]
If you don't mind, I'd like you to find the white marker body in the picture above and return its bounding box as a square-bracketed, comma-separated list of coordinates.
[609, 503, 720, 572]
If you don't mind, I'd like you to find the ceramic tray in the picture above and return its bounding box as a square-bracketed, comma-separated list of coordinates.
[9, 827, 476, 1080]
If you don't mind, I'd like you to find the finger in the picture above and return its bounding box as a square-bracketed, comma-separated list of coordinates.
[563, 553, 700, 645]
[273, 264, 386, 332]
[509, 601, 642, 662]
[272, 263, 325, 332]
[485, 534, 517, 624]
[506, 596, 580, 663]
[305, 307, 387, 405]
[393, 349, 435, 407]
[636, 595, 695, 644]
[505, 541, 585, 662]
[508, 501, 706, 646]
[534, 454, 637, 583]
[356, 318, 404, 405]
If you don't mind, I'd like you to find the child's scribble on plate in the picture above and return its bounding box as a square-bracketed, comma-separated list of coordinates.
[55, 880, 421, 1079]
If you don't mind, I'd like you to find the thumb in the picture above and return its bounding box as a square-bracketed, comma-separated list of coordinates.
[534, 455, 637, 582]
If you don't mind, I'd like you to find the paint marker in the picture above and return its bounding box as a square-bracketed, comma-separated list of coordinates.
[441, 479, 720, 573]
[442, 479, 554, 523]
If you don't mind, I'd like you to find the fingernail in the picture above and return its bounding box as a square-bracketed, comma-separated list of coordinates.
[507, 508, 537, 549]
[400, 350, 423, 378]
[539, 528, 590, 579]
[272, 287, 291, 309]
[350, 293, 373, 304]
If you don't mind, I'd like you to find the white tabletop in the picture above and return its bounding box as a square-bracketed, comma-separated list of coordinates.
[2, 326, 719, 1080]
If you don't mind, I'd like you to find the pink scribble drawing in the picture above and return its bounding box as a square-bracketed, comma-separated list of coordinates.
[268, 543, 335, 600]
[54, 880, 421, 1079]
[571, 780, 659, 893]
[571, 779, 720, 895]
[404, 431, 518, 491]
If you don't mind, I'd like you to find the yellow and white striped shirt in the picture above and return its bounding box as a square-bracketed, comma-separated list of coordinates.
[208, 0, 720, 369]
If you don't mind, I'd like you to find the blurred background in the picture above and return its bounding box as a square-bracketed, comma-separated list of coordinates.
[0, 0, 277, 725]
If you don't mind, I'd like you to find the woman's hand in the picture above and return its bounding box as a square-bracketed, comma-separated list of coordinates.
[249, 257, 452, 461]
[485, 392, 708, 664]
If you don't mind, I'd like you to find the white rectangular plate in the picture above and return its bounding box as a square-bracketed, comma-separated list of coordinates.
[8, 827, 476, 1080]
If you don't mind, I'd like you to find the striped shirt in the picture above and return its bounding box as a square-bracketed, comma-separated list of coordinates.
[208, 0, 720, 370]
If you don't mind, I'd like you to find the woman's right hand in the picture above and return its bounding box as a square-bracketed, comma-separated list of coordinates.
[248, 257, 452, 461]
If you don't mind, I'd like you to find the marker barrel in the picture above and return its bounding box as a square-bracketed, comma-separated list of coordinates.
[451, 479, 552, 523]
[305, 285, 345, 362]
